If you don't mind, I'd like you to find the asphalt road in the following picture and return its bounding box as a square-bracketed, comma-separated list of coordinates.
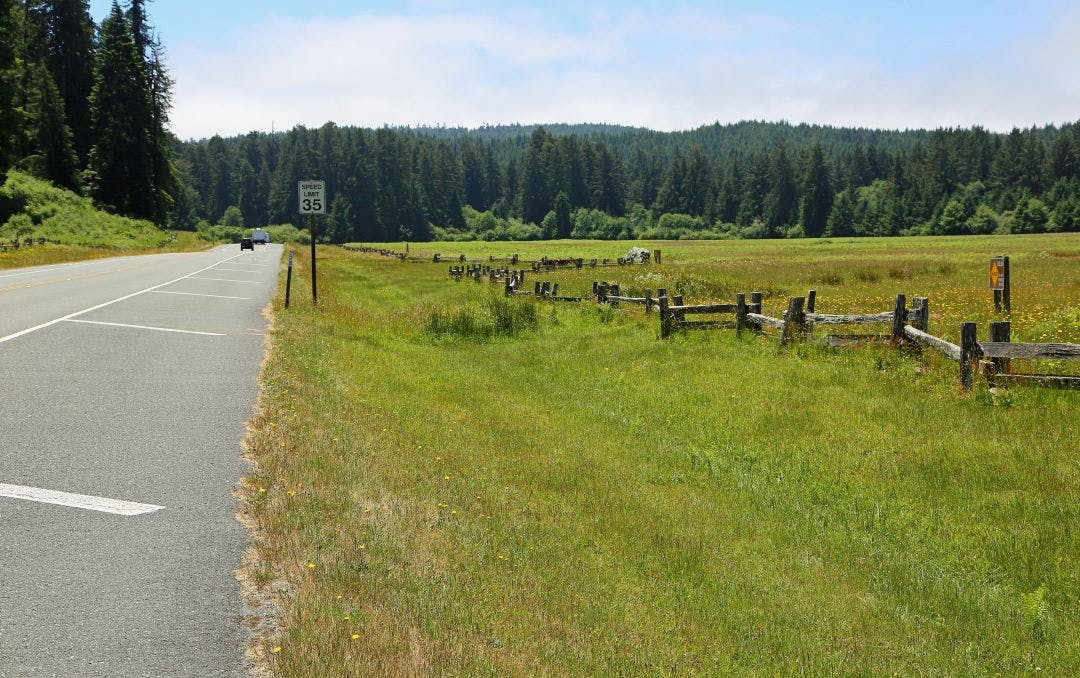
[0, 244, 282, 677]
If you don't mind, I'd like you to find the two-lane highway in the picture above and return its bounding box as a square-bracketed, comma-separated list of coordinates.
[0, 244, 282, 677]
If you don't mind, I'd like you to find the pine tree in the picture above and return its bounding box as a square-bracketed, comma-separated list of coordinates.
[0, 0, 18, 179]
[86, 1, 156, 217]
[799, 144, 832, 238]
[553, 191, 571, 238]
[42, 0, 95, 166]
[762, 140, 796, 234]
[25, 62, 79, 188]
[519, 127, 550, 224]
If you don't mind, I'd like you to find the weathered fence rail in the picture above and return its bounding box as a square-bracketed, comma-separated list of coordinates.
[342, 245, 663, 267]
[0, 237, 62, 252]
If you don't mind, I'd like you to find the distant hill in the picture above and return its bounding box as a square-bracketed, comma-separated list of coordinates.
[400, 119, 936, 159]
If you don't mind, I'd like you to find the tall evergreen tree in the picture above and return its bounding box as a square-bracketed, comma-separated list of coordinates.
[24, 61, 79, 188]
[0, 0, 19, 179]
[42, 0, 95, 166]
[762, 140, 796, 234]
[86, 1, 156, 217]
[519, 127, 550, 224]
[799, 144, 833, 237]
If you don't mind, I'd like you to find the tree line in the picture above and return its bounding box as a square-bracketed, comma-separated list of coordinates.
[0, 0, 174, 223]
[175, 120, 1080, 241]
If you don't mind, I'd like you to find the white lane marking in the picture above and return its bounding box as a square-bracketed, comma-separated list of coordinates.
[210, 268, 262, 273]
[64, 319, 225, 336]
[0, 483, 164, 516]
[0, 260, 105, 279]
[0, 253, 244, 345]
[151, 291, 251, 300]
[188, 277, 261, 283]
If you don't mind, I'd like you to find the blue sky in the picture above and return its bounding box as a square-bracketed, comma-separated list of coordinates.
[89, 1, 1080, 140]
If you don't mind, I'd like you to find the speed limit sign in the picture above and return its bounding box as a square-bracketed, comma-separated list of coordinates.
[298, 180, 325, 214]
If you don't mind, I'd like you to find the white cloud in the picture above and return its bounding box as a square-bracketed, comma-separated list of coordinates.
[166, 6, 1080, 140]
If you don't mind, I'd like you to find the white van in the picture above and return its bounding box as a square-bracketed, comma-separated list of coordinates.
[251, 228, 270, 244]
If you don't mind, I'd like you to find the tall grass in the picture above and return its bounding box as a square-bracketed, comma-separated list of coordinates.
[424, 297, 538, 341]
[243, 236, 1080, 676]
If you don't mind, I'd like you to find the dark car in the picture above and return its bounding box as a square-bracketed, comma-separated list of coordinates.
[240, 237, 254, 251]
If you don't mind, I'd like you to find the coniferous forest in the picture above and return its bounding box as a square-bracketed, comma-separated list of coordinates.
[3, 1, 1080, 243]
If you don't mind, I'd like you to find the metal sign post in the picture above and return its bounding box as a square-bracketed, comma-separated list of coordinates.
[990, 255, 1010, 313]
[284, 251, 294, 308]
[298, 180, 326, 304]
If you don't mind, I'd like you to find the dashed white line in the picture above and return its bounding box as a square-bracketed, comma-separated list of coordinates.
[0, 483, 164, 516]
[0, 252, 243, 345]
[188, 277, 261, 283]
[64, 319, 225, 336]
[151, 291, 251, 300]
[210, 268, 262, 274]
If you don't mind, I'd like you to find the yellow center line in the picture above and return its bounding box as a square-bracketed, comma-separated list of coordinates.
[0, 262, 153, 295]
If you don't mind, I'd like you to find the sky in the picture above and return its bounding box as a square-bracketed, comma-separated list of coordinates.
[88, 1, 1080, 141]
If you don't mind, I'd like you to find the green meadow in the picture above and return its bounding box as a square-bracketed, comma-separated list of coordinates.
[244, 234, 1079, 676]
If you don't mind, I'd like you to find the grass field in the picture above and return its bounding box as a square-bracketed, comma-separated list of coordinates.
[244, 234, 1079, 676]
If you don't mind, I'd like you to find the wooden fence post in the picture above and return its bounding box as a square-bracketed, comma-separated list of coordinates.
[534, 281, 542, 296]
[645, 289, 653, 315]
[749, 292, 763, 332]
[960, 322, 978, 390]
[989, 321, 1011, 377]
[806, 289, 816, 313]
[552, 282, 559, 297]
[735, 293, 747, 335]
[592, 281, 598, 299]
[658, 288, 671, 338]
[780, 296, 805, 347]
[654, 249, 662, 265]
[912, 297, 929, 333]
[891, 294, 907, 344]
[611, 284, 621, 308]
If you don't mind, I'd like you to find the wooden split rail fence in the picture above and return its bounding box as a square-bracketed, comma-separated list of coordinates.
[0, 236, 62, 252]
[342, 245, 662, 267]
[588, 283, 1078, 391]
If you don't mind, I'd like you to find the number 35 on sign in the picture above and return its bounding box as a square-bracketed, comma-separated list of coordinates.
[298, 180, 325, 214]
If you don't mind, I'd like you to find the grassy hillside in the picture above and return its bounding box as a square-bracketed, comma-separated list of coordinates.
[244, 234, 1079, 675]
[0, 171, 208, 269]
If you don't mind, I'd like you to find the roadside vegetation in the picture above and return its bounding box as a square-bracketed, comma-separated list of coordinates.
[244, 233, 1079, 675]
[0, 170, 210, 270]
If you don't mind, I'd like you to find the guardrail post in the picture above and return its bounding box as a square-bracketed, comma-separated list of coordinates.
[960, 322, 978, 390]
[658, 288, 671, 338]
[735, 292, 747, 335]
